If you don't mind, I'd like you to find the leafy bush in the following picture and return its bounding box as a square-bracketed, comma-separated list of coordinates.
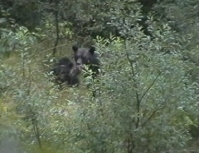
[50, 22, 199, 153]
[0, 26, 37, 57]
[1, 1, 199, 153]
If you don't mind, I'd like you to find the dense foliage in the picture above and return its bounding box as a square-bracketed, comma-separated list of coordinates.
[0, 0, 199, 153]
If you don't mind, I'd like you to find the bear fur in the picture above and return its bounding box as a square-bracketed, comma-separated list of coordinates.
[72, 45, 100, 77]
[51, 57, 80, 87]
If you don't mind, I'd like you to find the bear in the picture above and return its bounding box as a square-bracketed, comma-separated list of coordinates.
[54, 57, 72, 66]
[72, 45, 101, 97]
[51, 57, 80, 87]
[72, 45, 100, 78]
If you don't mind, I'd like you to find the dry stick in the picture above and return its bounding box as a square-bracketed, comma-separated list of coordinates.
[52, 0, 59, 56]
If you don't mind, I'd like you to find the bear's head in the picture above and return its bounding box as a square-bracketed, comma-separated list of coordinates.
[72, 45, 100, 76]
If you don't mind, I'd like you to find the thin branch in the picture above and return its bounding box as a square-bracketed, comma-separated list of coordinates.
[141, 109, 160, 127]
[26, 67, 42, 151]
[52, 0, 59, 56]
[124, 42, 140, 129]
[139, 71, 162, 103]
[32, 115, 42, 150]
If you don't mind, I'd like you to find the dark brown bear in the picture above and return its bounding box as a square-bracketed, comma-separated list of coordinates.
[72, 45, 100, 77]
[51, 57, 80, 87]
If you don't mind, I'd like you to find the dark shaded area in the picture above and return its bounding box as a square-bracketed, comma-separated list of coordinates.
[0, 0, 166, 38]
[51, 57, 80, 87]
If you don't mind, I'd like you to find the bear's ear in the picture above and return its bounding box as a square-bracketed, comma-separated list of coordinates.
[72, 45, 78, 53]
[89, 46, 95, 54]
